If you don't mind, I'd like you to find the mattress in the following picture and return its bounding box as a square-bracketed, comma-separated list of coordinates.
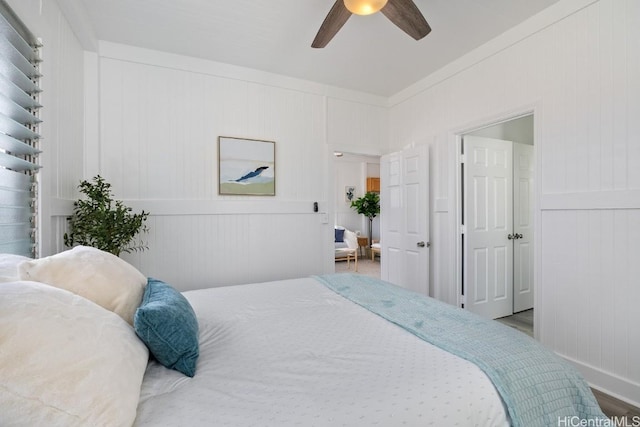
[135, 277, 509, 426]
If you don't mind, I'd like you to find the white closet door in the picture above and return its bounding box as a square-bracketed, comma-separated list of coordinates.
[463, 136, 513, 319]
[513, 143, 534, 312]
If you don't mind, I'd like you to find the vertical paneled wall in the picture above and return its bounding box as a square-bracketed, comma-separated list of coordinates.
[99, 57, 327, 201]
[389, 0, 639, 405]
[93, 43, 387, 290]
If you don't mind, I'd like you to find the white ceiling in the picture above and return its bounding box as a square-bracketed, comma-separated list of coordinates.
[71, 0, 560, 97]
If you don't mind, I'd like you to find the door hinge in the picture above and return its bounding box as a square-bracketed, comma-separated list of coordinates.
[460, 154, 466, 164]
[460, 224, 466, 234]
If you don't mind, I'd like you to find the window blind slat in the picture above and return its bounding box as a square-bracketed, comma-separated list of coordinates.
[0, 60, 39, 94]
[0, 178, 30, 206]
[0, 205, 30, 224]
[0, 0, 40, 54]
[0, 190, 30, 209]
[0, 35, 40, 79]
[0, 115, 39, 140]
[0, 133, 40, 156]
[0, 221, 30, 239]
[0, 73, 41, 109]
[0, 151, 39, 171]
[0, 166, 30, 189]
[0, 92, 40, 124]
[0, 7, 38, 61]
[0, 240, 32, 257]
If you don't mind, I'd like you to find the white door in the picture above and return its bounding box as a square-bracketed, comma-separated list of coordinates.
[381, 146, 429, 295]
[380, 152, 402, 284]
[513, 143, 534, 312]
[463, 136, 513, 319]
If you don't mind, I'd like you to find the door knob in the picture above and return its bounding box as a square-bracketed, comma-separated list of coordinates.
[517, 233, 523, 239]
[507, 234, 514, 240]
[417, 241, 426, 247]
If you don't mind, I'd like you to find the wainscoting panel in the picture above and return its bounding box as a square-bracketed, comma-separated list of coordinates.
[540, 209, 640, 404]
[122, 212, 328, 291]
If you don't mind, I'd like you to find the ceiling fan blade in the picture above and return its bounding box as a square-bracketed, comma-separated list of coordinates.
[381, 0, 431, 41]
[312, 0, 352, 48]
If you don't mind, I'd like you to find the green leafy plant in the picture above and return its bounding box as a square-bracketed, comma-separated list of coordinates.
[350, 191, 380, 246]
[64, 175, 149, 256]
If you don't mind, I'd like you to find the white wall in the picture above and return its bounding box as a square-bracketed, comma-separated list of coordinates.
[389, 0, 639, 406]
[88, 42, 388, 290]
[5, 0, 86, 257]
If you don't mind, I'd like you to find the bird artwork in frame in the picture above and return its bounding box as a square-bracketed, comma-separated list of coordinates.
[218, 136, 275, 196]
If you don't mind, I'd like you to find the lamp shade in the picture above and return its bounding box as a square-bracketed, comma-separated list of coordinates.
[343, 0, 388, 16]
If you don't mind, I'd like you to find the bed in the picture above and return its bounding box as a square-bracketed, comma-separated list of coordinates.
[0, 248, 606, 427]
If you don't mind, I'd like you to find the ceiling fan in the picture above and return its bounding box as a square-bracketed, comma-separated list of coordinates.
[312, 0, 431, 48]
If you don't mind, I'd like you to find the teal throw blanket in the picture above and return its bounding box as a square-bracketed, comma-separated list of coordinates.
[314, 273, 607, 427]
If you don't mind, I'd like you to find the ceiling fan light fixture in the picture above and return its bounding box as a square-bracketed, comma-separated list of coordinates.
[343, 0, 388, 16]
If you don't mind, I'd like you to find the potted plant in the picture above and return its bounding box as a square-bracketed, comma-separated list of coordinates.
[350, 191, 380, 247]
[64, 175, 149, 256]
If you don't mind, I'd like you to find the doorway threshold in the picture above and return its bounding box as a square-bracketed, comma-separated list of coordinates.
[496, 309, 533, 337]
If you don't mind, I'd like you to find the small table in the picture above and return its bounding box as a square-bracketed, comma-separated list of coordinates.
[357, 236, 369, 257]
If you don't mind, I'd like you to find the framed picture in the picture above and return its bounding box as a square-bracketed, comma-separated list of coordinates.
[345, 186, 356, 202]
[218, 136, 275, 196]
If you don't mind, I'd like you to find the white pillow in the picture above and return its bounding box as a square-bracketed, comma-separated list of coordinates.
[344, 229, 358, 249]
[17, 246, 146, 325]
[0, 281, 149, 427]
[0, 254, 31, 283]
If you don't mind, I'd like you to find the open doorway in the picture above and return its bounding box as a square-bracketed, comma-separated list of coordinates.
[333, 152, 381, 279]
[459, 114, 535, 335]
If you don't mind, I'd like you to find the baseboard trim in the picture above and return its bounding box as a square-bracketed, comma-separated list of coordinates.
[562, 355, 640, 408]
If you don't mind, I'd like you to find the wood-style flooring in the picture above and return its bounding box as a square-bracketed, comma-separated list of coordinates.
[592, 388, 640, 420]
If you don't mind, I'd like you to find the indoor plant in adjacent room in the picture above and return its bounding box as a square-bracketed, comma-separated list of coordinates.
[350, 191, 380, 248]
[64, 175, 149, 256]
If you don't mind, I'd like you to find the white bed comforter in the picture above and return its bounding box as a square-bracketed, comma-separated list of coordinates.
[135, 277, 509, 426]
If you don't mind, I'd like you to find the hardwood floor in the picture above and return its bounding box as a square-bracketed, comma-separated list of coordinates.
[592, 389, 640, 420]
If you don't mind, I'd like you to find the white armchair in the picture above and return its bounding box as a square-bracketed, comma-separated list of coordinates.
[335, 227, 358, 271]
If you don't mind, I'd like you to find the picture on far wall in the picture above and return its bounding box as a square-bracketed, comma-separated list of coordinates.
[218, 136, 275, 196]
[345, 186, 355, 202]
